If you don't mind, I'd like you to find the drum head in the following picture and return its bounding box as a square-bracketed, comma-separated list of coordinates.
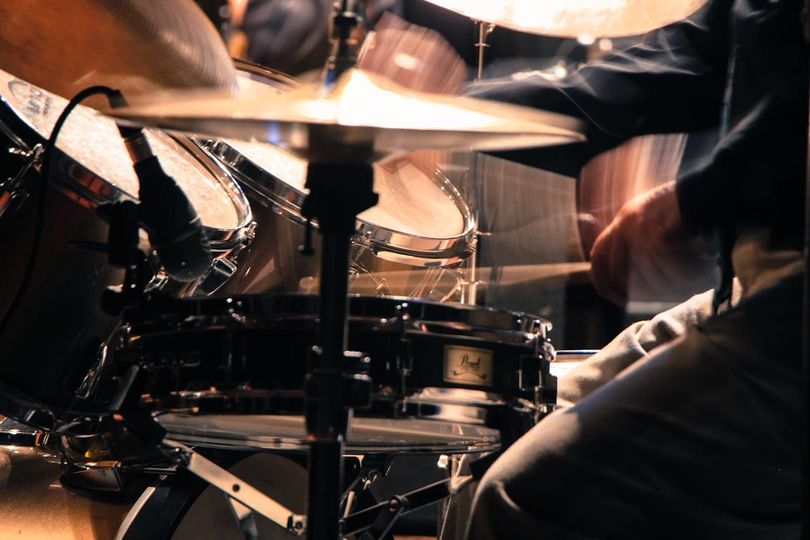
[158, 412, 501, 455]
[0, 67, 250, 243]
[208, 64, 475, 264]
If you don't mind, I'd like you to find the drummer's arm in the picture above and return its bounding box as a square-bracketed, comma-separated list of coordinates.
[464, 0, 732, 175]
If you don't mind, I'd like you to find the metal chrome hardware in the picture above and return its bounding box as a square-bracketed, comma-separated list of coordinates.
[162, 440, 307, 536]
[0, 143, 43, 220]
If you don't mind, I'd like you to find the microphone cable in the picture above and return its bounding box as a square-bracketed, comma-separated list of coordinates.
[0, 85, 120, 342]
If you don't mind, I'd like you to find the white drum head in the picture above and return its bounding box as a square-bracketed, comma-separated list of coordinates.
[158, 412, 500, 455]
[0, 68, 243, 232]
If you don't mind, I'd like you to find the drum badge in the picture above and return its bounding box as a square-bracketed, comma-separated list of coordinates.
[444, 345, 494, 387]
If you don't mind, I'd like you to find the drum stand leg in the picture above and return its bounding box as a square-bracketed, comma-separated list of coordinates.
[301, 160, 378, 539]
[161, 440, 307, 535]
[341, 475, 474, 539]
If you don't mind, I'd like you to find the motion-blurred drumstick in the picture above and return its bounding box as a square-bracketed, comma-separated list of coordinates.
[358, 12, 467, 95]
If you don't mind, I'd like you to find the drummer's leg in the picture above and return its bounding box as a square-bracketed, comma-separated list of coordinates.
[558, 280, 741, 406]
[467, 275, 802, 540]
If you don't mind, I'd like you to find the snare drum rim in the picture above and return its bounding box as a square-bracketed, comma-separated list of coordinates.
[0, 83, 252, 252]
[127, 292, 552, 342]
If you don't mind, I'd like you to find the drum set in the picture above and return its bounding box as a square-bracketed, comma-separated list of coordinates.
[0, 0, 705, 538]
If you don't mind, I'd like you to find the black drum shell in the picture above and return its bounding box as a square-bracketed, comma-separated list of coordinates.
[0, 136, 123, 417]
[117, 294, 551, 414]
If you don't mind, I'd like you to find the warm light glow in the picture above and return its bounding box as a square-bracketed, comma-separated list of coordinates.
[423, 0, 706, 38]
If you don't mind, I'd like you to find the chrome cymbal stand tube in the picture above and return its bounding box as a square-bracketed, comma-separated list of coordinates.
[475, 20, 495, 82]
[304, 4, 377, 538]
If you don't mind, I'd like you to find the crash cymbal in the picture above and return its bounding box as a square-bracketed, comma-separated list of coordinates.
[0, 0, 237, 102]
[423, 0, 707, 38]
[109, 68, 585, 161]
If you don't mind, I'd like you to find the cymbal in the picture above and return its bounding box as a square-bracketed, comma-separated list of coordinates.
[109, 68, 585, 160]
[423, 0, 707, 38]
[0, 0, 237, 102]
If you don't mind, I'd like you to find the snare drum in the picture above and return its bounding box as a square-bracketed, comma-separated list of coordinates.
[201, 61, 476, 301]
[0, 68, 251, 423]
[115, 294, 555, 454]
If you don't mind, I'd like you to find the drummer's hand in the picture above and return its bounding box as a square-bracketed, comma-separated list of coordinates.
[589, 181, 692, 305]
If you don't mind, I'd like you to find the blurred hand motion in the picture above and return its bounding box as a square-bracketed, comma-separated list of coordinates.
[358, 12, 467, 95]
[579, 135, 716, 305]
[589, 181, 713, 306]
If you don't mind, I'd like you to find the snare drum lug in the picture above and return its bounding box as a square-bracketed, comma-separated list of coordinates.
[244, 220, 257, 244]
[392, 304, 414, 389]
[194, 256, 239, 296]
[517, 354, 542, 393]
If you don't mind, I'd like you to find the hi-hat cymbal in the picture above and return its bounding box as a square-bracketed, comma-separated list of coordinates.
[0, 0, 237, 102]
[109, 68, 585, 161]
[423, 0, 707, 38]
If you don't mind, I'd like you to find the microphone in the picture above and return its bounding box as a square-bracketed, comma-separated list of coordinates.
[110, 94, 213, 282]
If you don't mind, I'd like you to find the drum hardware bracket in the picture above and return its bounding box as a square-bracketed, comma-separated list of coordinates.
[532, 322, 559, 407]
[305, 351, 375, 411]
[393, 303, 414, 394]
[161, 439, 307, 536]
[0, 143, 42, 220]
[340, 457, 385, 523]
[3, 143, 43, 189]
[341, 474, 474, 538]
[96, 200, 156, 315]
[194, 256, 240, 296]
[108, 364, 168, 446]
[59, 462, 127, 494]
[75, 342, 112, 400]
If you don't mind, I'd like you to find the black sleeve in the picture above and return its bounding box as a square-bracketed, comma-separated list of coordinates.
[464, 0, 733, 176]
[243, 0, 333, 75]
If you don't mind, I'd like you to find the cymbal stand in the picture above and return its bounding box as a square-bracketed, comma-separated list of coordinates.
[474, 20, 496, 82]
[462, 20, 495, 305]
[303, 4, 377, 538]
[300, 156, 377, 539]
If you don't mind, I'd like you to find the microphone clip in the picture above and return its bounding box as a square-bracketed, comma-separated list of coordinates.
[97, 200, 154, 316]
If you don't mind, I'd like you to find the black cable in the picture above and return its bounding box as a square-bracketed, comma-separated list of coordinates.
[0, 86, 120, 341]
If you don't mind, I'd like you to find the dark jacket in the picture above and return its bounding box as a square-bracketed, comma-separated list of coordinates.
[467, 0, 808, 247]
